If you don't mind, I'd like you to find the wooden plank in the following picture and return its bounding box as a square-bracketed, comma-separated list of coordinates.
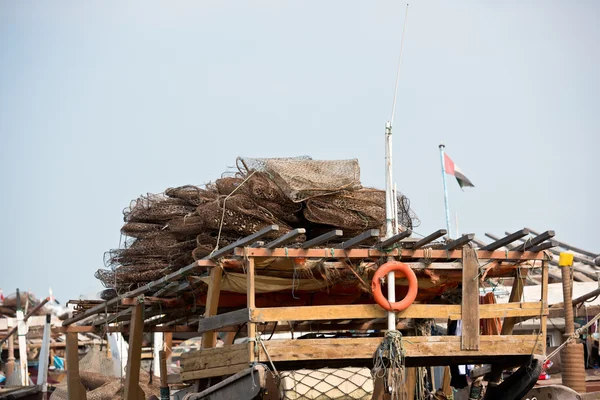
[197, 308, 250, 334]
[335, 229, 380, 249]
[529, 240, 558, 252]
[234, 248, 547, 260]
[405, 367, 416, 400]
[257, 335, 543, 362]
[527, 227, 597, 258]
[461, 247, 480, 350]
[482, 229, 529, 251]
[301, 230, 343, 248]
[406, 229, 447, 249]
[501, 269, 528, 335]
[182, 346, 248, 371]
[247, 257, 257, 363]
[124, 303, 145, 400]
[378, 229, 412, 249]
[442, 234, 475, 250]
[264, 228, 306, 249]
[66, 332, 86, 400]
[180, 364, 249, 381]
[201, 266, 223, 349]
[541, 259, 549, 356]
[513, 230, 555, 251]
[250, 302, 546, 323]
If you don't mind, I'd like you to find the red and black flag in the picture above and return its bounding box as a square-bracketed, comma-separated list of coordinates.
[444, 153, 474, 189]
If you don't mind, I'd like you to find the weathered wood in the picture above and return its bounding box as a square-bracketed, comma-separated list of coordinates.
[529, 240, 558, 252]
[182, 344, 248, 372]
[442, 234, 474, 250]
[335, 229, 380, 249]
[301, 230, 343, 248]
[159, 350, 168, 390]
[406, 367, 416, 400]
[197, 309, 250, 334]
[461, 247, 480, 350]
[513, 230, 555, 251]
[180, 364, 249, 381]
[264, 228, 306, 249]
[201, 266, 224, 349]
[527, 227, 597, 258]
[250, 302, 546, 323]
[66, 332, 86, 400]
[378, 229, 412, 249]
[124, 303, 145, 400]
[541, 260, 549, 356]
[247, 257, 257, 363]
[501, 269, 528, 335]
[257, 335, 543, 362]
[407, 229, 447, 249]
[482, 229, 529, 251]
[234, 248, 547, 260]
[551, 287, 600, 309]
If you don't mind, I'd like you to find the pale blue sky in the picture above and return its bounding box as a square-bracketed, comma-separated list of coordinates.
[1, 1, 598, 301]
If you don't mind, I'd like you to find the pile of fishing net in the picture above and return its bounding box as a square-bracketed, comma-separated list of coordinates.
[96, 157, 419, 299]
[0, 292, 49, 318]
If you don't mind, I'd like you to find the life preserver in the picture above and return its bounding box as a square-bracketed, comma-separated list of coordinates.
[371, 261, 418, 311]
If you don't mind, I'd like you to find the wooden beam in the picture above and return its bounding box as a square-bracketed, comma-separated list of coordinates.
[250, 302, 546, 323]
[234, 248, 548, 260]
[264, 228, 306, 249]
[257, 335, 543, 362]
[407, 229, 447, 249]
[461, 247, 480, 350]
[180, 364, 249, 381]
[527, 227, 598, 258]
[66, 332, 86, 400]
[335, 229, 380, 249]
[482, 229, 529, 251]
[513, 230, 555, 251]
[201, 266, 224, 349]
[378, 229, 412, 249]
[501, 269, 528, 335]
[197, 308, 250, 334]
[442, 234, 474, 251]
[301, 230, 343, 248]
[124, 303, 145, 400]
[541, 259, 549, 356]
[247, 256, 257, 363]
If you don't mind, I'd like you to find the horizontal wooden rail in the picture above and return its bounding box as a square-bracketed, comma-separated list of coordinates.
[250, 302, 547, 323]
[234, 248, 548, 260]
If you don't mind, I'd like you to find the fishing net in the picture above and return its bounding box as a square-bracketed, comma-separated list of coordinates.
[279, 367, 374, 400]
[238, 157, 362, 202]
[99, 157, 419, 291]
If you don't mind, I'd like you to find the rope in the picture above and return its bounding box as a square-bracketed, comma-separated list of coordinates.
[546, 310, 600, 361]
[372, 330, 407, 400]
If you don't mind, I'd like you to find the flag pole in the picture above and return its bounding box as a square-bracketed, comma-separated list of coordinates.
[439, 143, 452, 239]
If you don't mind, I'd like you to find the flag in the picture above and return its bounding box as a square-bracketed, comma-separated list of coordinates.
[444, 153, 474, 188]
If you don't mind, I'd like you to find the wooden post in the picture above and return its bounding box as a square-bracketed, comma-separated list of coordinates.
[66, 332, 86, 400]
[405, 367, 416, 400]
[500, 268, 527, 335]
[164, 332, 173, 359]
[441, 366, 452, 396]
[540, 259, 549, 355]
[201, 266, 223, 349]
[124, 302, 145, 400]
[461, 247, 480, 350]
[159, 350, 169, 400]
[6, 319, 15, 379]
[247, 255, 257, 363]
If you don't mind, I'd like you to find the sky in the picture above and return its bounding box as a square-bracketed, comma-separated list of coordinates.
[0, 1, 598, 302]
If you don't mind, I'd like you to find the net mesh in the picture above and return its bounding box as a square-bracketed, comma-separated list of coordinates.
[96, 157, 419, 294]
[279, 367, 374, 400]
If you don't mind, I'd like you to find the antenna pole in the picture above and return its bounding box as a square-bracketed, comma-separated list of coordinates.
[439, 143, 452, 239]
[385, 122, 396, 332]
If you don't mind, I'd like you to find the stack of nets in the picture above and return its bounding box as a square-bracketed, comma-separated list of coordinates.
[96, 157, 419, 299]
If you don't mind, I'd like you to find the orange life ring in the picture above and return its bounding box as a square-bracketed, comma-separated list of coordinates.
[371, 261, 418, 311]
